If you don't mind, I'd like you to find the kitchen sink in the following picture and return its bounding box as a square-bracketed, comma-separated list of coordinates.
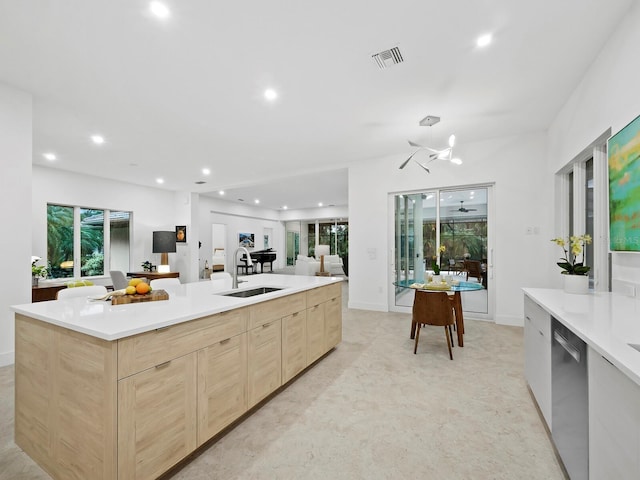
[220, 287, 284, 298]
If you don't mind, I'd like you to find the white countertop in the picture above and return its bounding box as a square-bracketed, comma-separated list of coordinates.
[13, 274, 343, 341]
[523, 288, 640, 386]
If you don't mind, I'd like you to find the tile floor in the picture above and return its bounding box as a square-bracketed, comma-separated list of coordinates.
[0, 282, 564, 479]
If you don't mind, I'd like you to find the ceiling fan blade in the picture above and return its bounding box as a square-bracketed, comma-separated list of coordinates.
[408, 140, 423, 148]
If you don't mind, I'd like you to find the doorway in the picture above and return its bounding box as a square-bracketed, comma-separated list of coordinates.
[391, 186, 492, 318]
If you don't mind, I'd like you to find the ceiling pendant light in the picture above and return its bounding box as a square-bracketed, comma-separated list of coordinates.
[399, 116, 462, 173]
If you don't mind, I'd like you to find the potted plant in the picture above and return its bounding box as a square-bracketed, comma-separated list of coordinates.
[31, 256, 48, 287]
[430, 245, 446, 283]
[551, 234, 592, 294]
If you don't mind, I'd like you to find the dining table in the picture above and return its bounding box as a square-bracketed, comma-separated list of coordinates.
[395, 279, 484, 347]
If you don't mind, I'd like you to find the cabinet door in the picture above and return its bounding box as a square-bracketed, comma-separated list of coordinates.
[324, 295, 342, 351]
[306, 303, 325, 365]
[523, 296, 551, 428]
[118, 352, 197, 480]
[197, 333, 247, 445]
[282, 310, 307, 384]
[589, 347, 640, 479]
[248, 319, 282, 408]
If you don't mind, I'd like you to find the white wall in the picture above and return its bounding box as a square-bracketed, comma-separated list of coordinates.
[348, 131, 553, 325]
[198, 196, 285, 273]
[32, 166, 179, 278]
[0, 83, 32, 366]
[548, 0, 640, 286]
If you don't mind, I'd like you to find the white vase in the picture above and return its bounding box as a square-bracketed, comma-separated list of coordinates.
[563, 274, 589, 294]
[432, 274, 441, 284]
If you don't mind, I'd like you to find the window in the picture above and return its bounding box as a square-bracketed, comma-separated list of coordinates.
[559, 130, 609, 291]
[307, 220, 349, 258]
[47, 204, 131, 279]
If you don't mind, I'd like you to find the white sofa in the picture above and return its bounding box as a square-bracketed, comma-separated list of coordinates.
[294, 255, 321, 276]
[322, 255, 344, 276]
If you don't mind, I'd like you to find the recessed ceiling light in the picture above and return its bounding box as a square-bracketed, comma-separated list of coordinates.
[254, 199, 260, 204]
[451, 158, 463, 165]
[318, 202, 323, 207]
[282, 205, 288, 210]
[219, 190, 225, 195]
[264, 88, 278, 101]
[476, 33, 492, 48]
[91, 135, 105, 145]
[43, 153, 56, 161]
[149, 1, 170, 19]
[202, 168, 211, 175]
[156, 178, 164, 184]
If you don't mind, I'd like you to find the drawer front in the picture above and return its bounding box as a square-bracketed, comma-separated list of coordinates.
[248, 292, 306, 329]
[524, 295, 550, 337]
[306, 283, 341, 307]
[118, 308, 248, 379]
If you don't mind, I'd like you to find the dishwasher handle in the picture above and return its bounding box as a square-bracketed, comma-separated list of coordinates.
[554, 330, 581, 363]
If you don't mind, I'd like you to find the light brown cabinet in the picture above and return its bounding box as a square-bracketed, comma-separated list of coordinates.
[306, 303, 326, 365]
[248, 319, 282, 407]
[15, 283, 342, 480]
[282, 310, 307, 383]
[118, 353, 197, 480]
[197, 333, 248, 445]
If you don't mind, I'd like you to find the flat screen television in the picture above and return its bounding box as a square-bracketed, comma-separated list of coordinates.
[608, 113, 640, 251]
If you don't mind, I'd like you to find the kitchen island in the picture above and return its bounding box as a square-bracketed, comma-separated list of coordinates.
[12, 274, 343, 480]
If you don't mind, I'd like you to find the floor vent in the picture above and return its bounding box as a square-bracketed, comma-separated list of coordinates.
[372, 46, 403, 69]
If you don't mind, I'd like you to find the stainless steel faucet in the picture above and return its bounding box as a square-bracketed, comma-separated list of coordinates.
[232, 247, 253, 289]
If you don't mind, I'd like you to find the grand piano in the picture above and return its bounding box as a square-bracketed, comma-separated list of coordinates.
[240, 248, 277, 274]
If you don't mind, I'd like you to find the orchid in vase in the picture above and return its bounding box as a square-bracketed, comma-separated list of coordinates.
[431, 245, 446, 275]
[551, 234, 592, 275]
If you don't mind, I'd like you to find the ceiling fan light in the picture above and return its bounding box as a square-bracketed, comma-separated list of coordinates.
[451, 158, 463, 165]
[437, 150, 450, 160]
[448, 134, 456, 147]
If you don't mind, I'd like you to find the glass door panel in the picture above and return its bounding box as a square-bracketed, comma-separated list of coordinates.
[394, 187, 489, 315]
[440, 188, 488, 314]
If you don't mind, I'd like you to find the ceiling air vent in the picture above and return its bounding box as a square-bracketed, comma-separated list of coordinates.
[372, 46, 403, 69]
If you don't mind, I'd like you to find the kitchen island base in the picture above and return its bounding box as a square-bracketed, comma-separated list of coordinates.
[15, 281, 342, 480]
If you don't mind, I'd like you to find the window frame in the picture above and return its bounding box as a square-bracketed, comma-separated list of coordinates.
[46, 203, 132, 279]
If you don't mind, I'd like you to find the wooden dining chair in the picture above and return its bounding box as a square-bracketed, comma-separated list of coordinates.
[412, 290, 456, 359]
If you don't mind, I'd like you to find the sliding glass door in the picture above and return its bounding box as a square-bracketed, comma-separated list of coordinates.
[392, 186, 490, 316]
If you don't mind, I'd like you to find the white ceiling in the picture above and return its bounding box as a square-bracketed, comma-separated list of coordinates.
[0, 0, 634, 211]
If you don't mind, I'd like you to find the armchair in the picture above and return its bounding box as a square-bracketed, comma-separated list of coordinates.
[294, 255, 321, 276]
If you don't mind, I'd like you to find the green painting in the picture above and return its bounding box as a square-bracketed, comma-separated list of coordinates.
[609, 114, 640, 251]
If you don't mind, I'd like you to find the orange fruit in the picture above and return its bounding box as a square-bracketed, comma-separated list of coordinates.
[135, 282, 150, 295]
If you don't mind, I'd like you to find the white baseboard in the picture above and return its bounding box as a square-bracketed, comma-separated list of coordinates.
[0, 350, 15, 367]
[347, 301, 388, 312]
[495, 314, 523, 327]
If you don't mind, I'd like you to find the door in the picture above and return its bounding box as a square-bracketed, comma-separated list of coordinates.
[391, 186, 492, 318]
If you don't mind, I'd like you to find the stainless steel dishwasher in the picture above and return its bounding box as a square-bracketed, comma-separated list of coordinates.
[551, 317, 589, 480]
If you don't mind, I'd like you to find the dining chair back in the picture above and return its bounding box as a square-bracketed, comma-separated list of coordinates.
[56, 285, 108, 300]
[463, 260, 483, 283]
[109, 270, 129, 290]
[149, 278, 181, 291]
[210, 271, 232, 291]
[412, 290, 456, 359]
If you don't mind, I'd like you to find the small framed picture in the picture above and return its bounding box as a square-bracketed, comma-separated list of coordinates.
[238, 232, 254, 248]
[176, 226, 187, 243]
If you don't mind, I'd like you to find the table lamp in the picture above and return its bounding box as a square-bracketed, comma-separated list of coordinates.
[316, 244, 330, 274]
[153, 231, 176, 273]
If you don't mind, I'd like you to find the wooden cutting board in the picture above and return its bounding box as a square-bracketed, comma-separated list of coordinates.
[111, 289, 169, 305]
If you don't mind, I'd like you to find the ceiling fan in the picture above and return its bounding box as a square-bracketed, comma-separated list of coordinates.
[452, 201, 477, 213]
[399, 115, 462, 173]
